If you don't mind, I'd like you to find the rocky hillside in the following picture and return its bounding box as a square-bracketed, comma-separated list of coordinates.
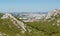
[45, 9, 60, 19]
[1, 13, 26, 32]
[0, 9, 60, 36]
[25, 9, 60, 36]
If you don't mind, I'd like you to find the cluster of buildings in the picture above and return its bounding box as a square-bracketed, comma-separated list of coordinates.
[19, 14, 46, 22]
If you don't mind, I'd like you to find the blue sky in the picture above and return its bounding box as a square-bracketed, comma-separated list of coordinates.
[0, 0, 60, 12]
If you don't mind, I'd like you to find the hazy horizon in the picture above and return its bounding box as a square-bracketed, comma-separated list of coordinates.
[0, 0, 60, 12]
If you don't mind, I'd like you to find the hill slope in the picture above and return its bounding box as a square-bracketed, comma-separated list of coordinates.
[0, 9, 60, 36]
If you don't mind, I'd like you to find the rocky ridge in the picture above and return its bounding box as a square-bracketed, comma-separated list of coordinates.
[1, 13, 26, 33]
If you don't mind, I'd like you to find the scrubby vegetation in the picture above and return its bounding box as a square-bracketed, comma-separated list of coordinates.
[0, 13, 60, 36]
[24, 15, 60, 36]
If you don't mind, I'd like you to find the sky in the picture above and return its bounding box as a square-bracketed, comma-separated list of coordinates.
[0, 0, 60, 12]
